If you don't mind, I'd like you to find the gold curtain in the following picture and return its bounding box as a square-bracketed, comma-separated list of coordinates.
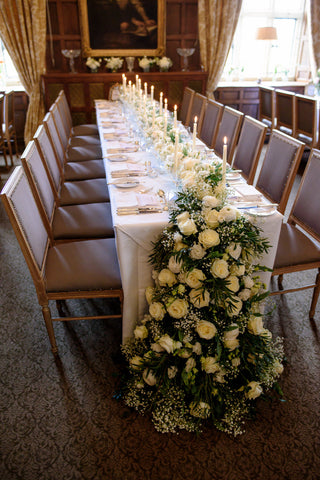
[309, 0, 320, 72]
[198, 0, 243, 96]
[0, 0, 46, 144]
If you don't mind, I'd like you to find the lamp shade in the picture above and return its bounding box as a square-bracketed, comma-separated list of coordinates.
[256, 27, 278, 41]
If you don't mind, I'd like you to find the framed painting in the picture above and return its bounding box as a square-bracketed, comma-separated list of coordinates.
[79, 0, 166, 57]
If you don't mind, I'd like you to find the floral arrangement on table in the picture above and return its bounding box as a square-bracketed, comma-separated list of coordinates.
[313, 68, 320, 96]
[86, 57, 102, 73]
[139, 56, 155, 72]
[119, 141, 285, 434]
[104, 56, 124, 72]
[156, 56, 173, 72]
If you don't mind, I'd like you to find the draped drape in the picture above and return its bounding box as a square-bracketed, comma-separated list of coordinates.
[198, 0, 242, 97]
[0, 0, 46, 144]
[309, 0, 320, 74]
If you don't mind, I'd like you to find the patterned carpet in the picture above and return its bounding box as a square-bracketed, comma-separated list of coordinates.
[1, 161, 320, 480]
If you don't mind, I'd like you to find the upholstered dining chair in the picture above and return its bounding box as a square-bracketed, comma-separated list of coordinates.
[270, 148, 320, 319]
[258, 86, 275, 133]
[255, 129, 305, 215]
[198, 98, 224, 149]
[187, 93, 207, 132]
[1, 166, 123, 354]
[232, 116, 267, 184]
[40, 116, 105, 181]
[56, 90, 99, 136]
[3, 91, 19, 163]
[21, 140, 114, 243]
[33, 123, 110, 206]
[213, 106, 244, 163]
[294, 94, 318, 149]
[0, 95, 10, 170]
[178, 87, 195, 126]
[275, 89, 296, 136]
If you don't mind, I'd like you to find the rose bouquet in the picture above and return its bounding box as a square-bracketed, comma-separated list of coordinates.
[104, 57, 123, 72]
[120, 163, 284, 436]
[86, 57, 101, 72]
[139, 56, 155, 72]
[157, 56, 173, 72]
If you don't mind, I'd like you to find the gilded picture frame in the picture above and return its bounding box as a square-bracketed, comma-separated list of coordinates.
[79, 0, 166, 57]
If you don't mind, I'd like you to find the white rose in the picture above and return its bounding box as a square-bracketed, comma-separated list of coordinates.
[192, 342, 202, 355]
[158, 268, 177, 287]
[274, 360, 284, 375]
[167, 298, 188, 319]
[173, 232, 182, 243]
[178, 218, 198, 236]
[224, 338, 239, 351]
[176, 211, 190, 223]
[248, 316, 264, 335]
[202, 195, 220, 208]
[232, 357, 241, 367]
[149, 302, 165, 321]
[211, 259, 229, 279]
[189, 243, 206, 260]
[151, 342, 165, 353]
[186, 269, 206, 289]
[201, 356, 220, 373]
[129, 356, 143, 370]
[168, 256, 183, 274]
[189, 289, 210, 308]
[143, 369, 157, 386]
[230, 264, 246, 276]
[183, 158, 198, 170]
[238, 288, 251, 301]
[198, 229, 220, 249]
[204, 209, 220, 228]
[145, 286, 155, 305]
[226, 275, 240, 293]
[226, 297, 243, 316]
[185, 357, 196, 372]
[224, 324, 240, 341]
[134, 325, 148, 340]
[167, 366, 178, 378]
[181, 170, 196, 187]
[246, 381, 263, 400]
[218, 205, 239, 223]
[216, 371, 226, 383]
[226, 242, 242, 260]
[196, 320, 217, 339]
[158, 334, 175, 354]
[243, 276, 254, 289]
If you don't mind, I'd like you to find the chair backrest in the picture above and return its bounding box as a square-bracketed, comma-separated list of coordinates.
[275, 89, 295, 135]
[232, 116, 267, 184]
[178, 87, 195, 126]
[0, 166, 48, 284]
[255, 129, 305, 214]
[187, 93, 207, 132]
[0, 95, 5, 142]
[49, 102, 69, 148]
[21, 139, 56, 242]
[288, 148, 320, 240]
[56, 90, 73, 131]
[34, 120, 62, 198]
[42, 112, 66, 172]
[294, 94, 318, 148]
[258, 86, 275, 130]
[198, 98, 224, 148]
[213, 106, 244, 163]
[56, 91, 72, 138]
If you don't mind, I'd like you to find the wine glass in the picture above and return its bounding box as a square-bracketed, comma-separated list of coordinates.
[176, 48, 195, 72]
[62, 49, 81, 73]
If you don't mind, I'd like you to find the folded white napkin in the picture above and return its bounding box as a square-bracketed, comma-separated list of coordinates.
[231, 184, 262, 202]
[115, 193, 161, 209]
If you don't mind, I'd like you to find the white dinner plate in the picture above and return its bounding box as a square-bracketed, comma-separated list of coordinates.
[107, 154, 128, 162]
[113, 179, 140, 189]
[226, 172, 242, 181]
[245, 206, 277, 217]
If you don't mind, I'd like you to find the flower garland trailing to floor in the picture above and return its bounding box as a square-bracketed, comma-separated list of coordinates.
[119, 105, 284, 437]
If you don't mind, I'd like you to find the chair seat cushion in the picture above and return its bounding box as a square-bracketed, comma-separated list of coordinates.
[274, 223, 320, 269]
[68, 135, 100, 147]
[64, 159, 105, 180]
[53, 202, 114, 239]
[71, 124, 99, 136]
[59, 178, 109, 205]
[45, 238, 122, 292]
[66, 145, 102, 162]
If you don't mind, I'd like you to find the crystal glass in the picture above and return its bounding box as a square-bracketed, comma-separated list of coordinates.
[176, 48, 195, 72]
[62, 49, 81, 73]
[125, 56, 135, 72]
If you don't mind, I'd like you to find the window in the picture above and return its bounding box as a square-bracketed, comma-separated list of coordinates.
[0, 40, 23, 89]
[223, 0, 308, 81]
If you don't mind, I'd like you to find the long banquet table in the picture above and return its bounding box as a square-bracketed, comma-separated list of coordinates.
[95, 100, 283, 343]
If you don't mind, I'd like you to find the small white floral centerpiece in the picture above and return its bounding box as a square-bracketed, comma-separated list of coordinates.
[104, 57, 123, 72]
[139, 56, 155, 72]
[119, 163, 284, 436]
[157, 56, 173, 72]
[86, 57, 101, 73]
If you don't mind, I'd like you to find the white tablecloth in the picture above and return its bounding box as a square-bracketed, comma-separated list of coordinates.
[96, 101, 283, 342]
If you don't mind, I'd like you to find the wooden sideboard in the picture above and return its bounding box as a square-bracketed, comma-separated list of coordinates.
[214, 81, 308, 119]
[42, 71, 208, 125]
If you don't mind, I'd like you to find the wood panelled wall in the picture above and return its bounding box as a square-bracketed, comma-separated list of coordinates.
[46, 0, 201, 73]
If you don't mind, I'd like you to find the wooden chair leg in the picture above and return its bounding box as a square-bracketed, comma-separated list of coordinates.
[309, 268, 320, 319]
[41, 304, 58, 354]
[278, 274, 284, 290]
[6, 139, 14, 167]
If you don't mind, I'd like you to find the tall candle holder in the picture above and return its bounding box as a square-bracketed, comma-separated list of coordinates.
[61, 49, 81, 73]
[176, 48, 195, 72]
